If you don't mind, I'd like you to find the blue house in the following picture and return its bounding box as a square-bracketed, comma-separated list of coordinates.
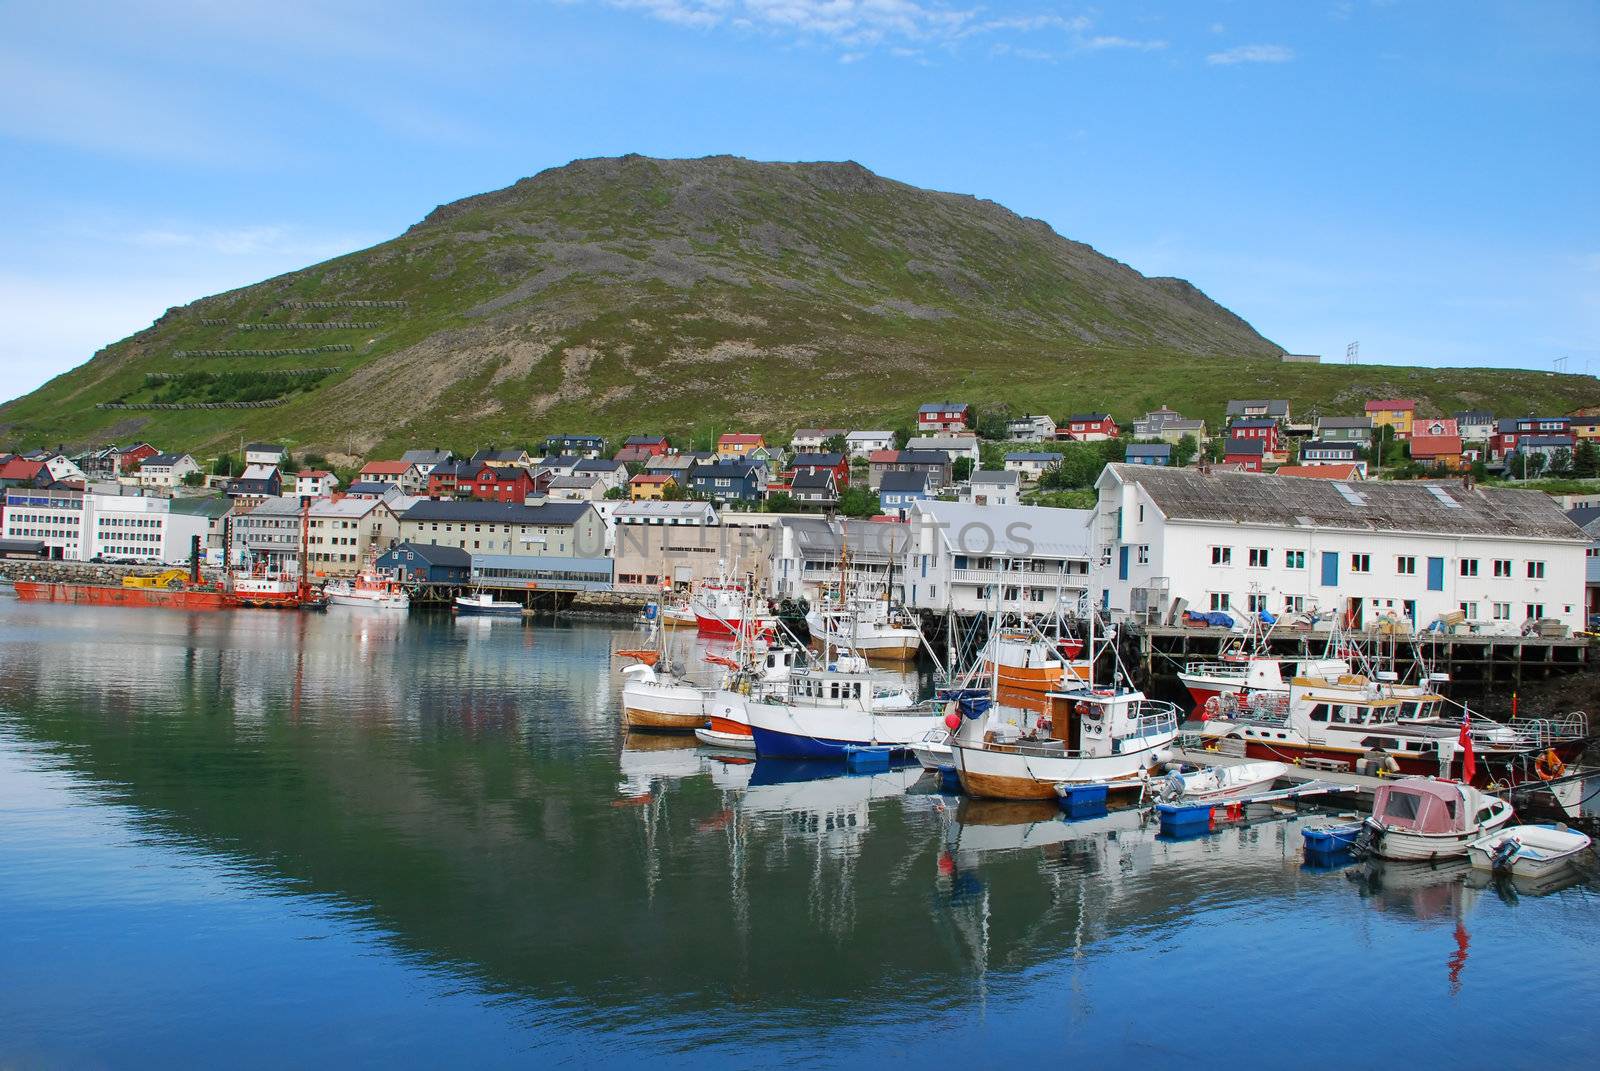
[376, 542, 471, 584]
[1125, 443, 1172, 466]
[878, 470, 930, 513]
[686, 461, 765, 503]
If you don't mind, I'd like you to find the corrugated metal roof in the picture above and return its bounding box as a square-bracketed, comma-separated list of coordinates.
[401, 500, 592, 525]
[910, 500, 1094, 558]
[1106, 463, 1584, 540]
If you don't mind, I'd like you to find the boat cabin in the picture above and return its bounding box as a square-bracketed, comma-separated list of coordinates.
[1371, 780, 1494, 836]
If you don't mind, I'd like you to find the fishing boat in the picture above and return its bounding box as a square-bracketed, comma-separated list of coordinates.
[1155, 760, 1289, 803]
[806, 596, 921, 661]
[1358, 778, 1514, 862]
[229, 567, 311, 609]
[621, 659, 718, 731]
[453, 593, 523, 617]
[979, 627, 1091, 694]
[691, 578, 753, 638]
[951, 612, 1180, 801]
[1466, 824, 1593, 879]
[659, 594, 697, 629]
[736, 659, 945, 759]
[13, 577, 229, 611]
[324, 566, 410, 611]
[1197, 672, 1588, 787]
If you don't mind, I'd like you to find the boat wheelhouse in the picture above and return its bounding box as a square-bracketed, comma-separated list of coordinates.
[1360, 778, 1513, 862]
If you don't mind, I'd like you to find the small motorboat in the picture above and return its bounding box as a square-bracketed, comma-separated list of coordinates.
[1156, 761, 1289, 803]
[1359, 777, 1514, 862]
[454, 593, 523, 617]
[1302, 821, 1363, 855]
[910, 727, 952, 771]
[1466, 824, 1593, 879]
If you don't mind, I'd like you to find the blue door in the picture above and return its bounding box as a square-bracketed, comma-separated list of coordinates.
[1118, 546, 1129, 581]
[1320, 551, 1338, 587]
[1427, 557, 1444, 591]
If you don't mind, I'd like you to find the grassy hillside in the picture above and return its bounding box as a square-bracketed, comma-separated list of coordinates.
[2, 155, 1594, 461]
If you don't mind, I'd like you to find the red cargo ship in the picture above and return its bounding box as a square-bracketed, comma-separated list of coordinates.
[13, 580, 230, 611]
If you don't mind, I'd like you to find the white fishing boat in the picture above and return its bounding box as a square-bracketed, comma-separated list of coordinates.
[1155, 760, 1289, 803]
[453, 593, 522, 617]
[325, 567, 410, 610]
[1466, 824, 1593, 879]
[806, 596, 921, 661]
[736, 658, 945, 759]
[1359, 778, 1515, 862]
[621, 660, 716, 731]
[911, 726, 953, 771]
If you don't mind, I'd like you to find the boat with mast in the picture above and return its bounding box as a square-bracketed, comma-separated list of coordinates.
[325, 553, 410, 610]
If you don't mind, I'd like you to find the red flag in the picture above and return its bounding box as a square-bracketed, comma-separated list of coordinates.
[1458, 718, 1476, 784]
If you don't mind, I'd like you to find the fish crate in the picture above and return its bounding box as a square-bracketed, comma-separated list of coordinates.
[843, 745, 892, 772]
[1156, 802, 1215, 838]
[1056, 783, 1110, 819]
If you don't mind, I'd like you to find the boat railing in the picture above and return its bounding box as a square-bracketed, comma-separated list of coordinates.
[1482, 712, 1590, 748]
[1182, 661, 1251, 679]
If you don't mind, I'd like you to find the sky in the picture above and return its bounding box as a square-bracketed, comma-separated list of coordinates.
[2, 0, 1597, 401]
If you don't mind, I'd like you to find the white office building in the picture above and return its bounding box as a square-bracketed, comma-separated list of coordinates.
[1093, 463, 1587, 632]
[2, 487, 211, 563]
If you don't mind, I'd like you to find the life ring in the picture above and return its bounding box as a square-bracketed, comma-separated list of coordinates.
[1535, 749, 1566, 781]
[1202, 696, 1220, 721]
[1074, 701, 1090, 717]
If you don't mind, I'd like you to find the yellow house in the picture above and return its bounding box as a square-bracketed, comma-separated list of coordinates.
[629, 473, 677, 501]
[1569, 416, 1600, 441]
[715, 433, 765, 459]
[1364, 399, 1416, 439]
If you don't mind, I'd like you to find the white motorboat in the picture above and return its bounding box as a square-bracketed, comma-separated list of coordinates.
[911, 726, 953, 771]
[806, 596, 921, 661]
[1156, 761, 1289, 803]
[1466, 824, 1593, 879]
[1359, 777, 1515, 862]
[454, 593, 522, 617]
[621, 661, 715, 731]
[325, 568, 410, 610]
[736, 658, 945, 759]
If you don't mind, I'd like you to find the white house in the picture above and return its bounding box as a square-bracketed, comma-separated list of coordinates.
[244, 443, 287, 468]
[790, 428, 846, 452]
[1093, 463, 1587, 632]
[907, 434, 981, 464]
[137, 452, 202, 489]
[898, 500, 1094, 615]
[294, 469, 340, 497]
[962, 470, 1020, 507]
[1003, 451, 1060, 479]
[845, 430, 894, 459]
[1005, 414, 1057, 442]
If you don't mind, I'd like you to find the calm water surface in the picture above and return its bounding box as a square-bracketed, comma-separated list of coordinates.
[1, 599, 1597, 1068]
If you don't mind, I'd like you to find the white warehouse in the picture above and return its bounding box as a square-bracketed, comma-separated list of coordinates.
[900, 500, 1094, 615]
[1094, 464, 1588, 632]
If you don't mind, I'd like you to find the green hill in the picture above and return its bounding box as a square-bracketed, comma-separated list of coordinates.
[2, 154, 1594, 461]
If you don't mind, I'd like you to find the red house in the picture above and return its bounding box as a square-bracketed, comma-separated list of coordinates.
[463, 463, 536, 503]
[1223, 437, 1266, 473]
[614, 435, 671, 464]
[1226, 418, 1281, 451]
[917, 402, 971, 433]
[1059, 413, 1119, 442]
[117, 443, 160, 473]
[789, 452, 849, 490]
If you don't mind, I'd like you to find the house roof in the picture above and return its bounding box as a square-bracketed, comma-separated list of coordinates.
[1102, 463, 1584, 540]
[1365, 399, 1417, 412]
[910, 500, 1094, 558]
[878, 470, 929, 493]
[629, 472, 676, 485]
[1271, 464, 1363, 481]
[1453, 411, 1495, 423]
[359, 460, 414, 476]
[573, 458, 625, 473]
[717, 433, 764, 445]
[1520, 435, 1575, 448]
[380, 541, 472, 567]
[1316, 416, 1372, 429]
[142, 452, 190, 467]
[345, 480, 396, 495]
[1409, 434, 1464, 457]
[1300, 439, 1359, 453]
[867, 449, 900, 464]
[1229, 418, 1277, 429]
[623, 435, 669, 446]
[791, 452, 844, 468]
[846, 430, 893, 440]
[1226, 399, 1290, 417]
[547, 474, 601, 490]
[401, 449, 453, 465]
[1224, 438, 1265, 457]
[401, 499, 592, 525]
[615, 501, 715, 521]
[239, 464, 279, 481]
[296, 469, 334, 478]
[1125, 443, 1171, 458]
[0, 458, 48, 481]
[1414, 418, 1460, 436]
[690, 461, 760, 478]
[245, 442, 283, 454]
[968, 469, 1020, 486]
[897, 450, 952, 465]
[1566, 505, 1600, 529]
[471, 448, 527, 462]
[1005, 452, 1061, 462]
[310, 497, 384, 519]
[1068, 412, 1111, 422]
[790, 469, 837, 493]
[918, 402, 969, 414]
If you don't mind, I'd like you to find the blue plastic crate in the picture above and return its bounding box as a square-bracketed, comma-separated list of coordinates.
[1056, 783, 1109, 818]
[843, 745, 892, 772]
[1156, 802, 1214, 837]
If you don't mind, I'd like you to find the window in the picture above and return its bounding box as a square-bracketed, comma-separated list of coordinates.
[1211, 546, 1232, 565]
[1459, 602, 1478, 619]
[1493, 603, 1511, 620]
[1248, 548, 1269, 568]
[1137, 545, 1150, 565]
[1460, 558, 1479, 578]
[1284, 595, 1305, 613]
[1493, 559, 1512, 578]
[1526, 604, 1545, 621]
[1209, 592, 1231, 611]
[1285, 550, 1305, 570]
[1350, 553, 1371, 574]
[1396, 556, 1416, 575]
[1247, 593, 1267, 612]
[1527, 561, 1545, 579]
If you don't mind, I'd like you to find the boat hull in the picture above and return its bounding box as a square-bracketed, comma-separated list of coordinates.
[743, 699, 944, 759]
[1201, 733, 1584, 788]
[13, 580, 228, 611]
[1364, 811, 1514, 862]
[327, 591, 409, 610]
[951, 733, 1175, 801]
[982, 660, 1091, 694]
[694, 714, 756, 750]
[1466, 826, 1593, 878]
[621, 680, 711, 731]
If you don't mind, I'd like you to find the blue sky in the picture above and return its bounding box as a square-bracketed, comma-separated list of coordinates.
[2, 1, 1596, 400]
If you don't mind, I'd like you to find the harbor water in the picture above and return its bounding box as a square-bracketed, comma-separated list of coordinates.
[2, 599, 1597, 1068]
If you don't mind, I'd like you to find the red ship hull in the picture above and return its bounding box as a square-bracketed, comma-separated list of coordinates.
[13, 580, 229, 611]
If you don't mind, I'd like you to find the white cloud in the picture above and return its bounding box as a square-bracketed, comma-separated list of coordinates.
[1207, 43, 1295, 65]
[1082, 35, 1167, 52]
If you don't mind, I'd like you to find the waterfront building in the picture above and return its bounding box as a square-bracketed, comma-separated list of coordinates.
[898, 500, 1093, 615]
[1093, 463, 1586, 631]
[2, 487, 211, 563]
